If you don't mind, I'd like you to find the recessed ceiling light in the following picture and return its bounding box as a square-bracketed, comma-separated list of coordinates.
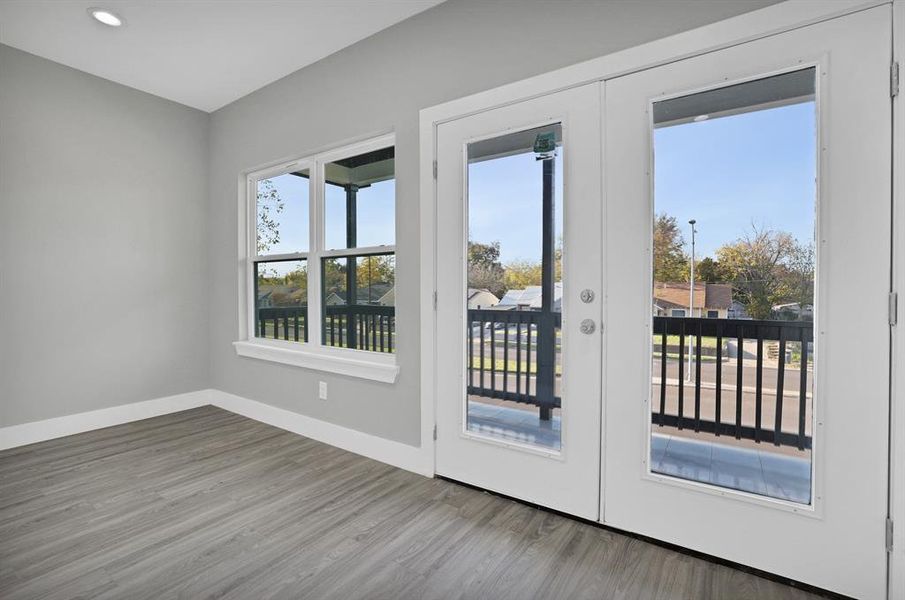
[88, 8, 124, 27]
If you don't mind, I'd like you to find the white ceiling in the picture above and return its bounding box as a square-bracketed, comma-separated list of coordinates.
[0, 0, 444, 112]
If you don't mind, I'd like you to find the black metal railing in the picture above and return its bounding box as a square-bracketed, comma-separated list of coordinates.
[257, 306, 309, 342]
[465, 312, 813, 449]
[652, 316, 813, 450]
[324, 304, 395, 353]
[467, 308, 562, 419]
[256, 304, 395, 353]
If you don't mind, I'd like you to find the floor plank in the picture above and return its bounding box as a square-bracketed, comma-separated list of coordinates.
[0, 406, 830, 599]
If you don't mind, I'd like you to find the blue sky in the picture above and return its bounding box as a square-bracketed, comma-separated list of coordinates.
[468, 152, 564, 264]
[654, 101, 816, 258]
[259, 100, 815, 267]
[258, 174, 395, 256]
[467, 101, 815, 265]
[325, 180, 395, 249]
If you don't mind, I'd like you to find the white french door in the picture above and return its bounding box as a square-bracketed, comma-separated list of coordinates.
[602, 6, 891, 599]
[435, 84, 603, 520]
[431, 6, 892, 598]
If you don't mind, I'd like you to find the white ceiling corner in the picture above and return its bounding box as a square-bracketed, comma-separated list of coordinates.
[0, 0, 444, 112]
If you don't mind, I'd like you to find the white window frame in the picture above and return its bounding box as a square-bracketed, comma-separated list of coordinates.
[234, 133, 399, 383]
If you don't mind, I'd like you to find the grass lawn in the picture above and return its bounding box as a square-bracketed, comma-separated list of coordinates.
[470, 357, 562, 375]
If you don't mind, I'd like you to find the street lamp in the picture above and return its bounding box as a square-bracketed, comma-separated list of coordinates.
[687, 219, 697, 382]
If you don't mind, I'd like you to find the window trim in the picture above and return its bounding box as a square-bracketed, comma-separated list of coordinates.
[236, 133, 399, 383]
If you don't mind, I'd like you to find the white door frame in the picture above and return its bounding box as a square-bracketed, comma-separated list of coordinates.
[890, 1, 905, 598]
[419, 0, 901, 595]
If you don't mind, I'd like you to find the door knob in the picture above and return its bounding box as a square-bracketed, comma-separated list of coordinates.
[580, 319, 596, 334]
[580, 289, 595, 303]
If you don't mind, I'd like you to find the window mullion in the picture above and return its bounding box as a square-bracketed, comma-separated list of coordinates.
[252, 251, 308, 263]
[307, 158, 325, 348]
[321, 245, 396, 259]
[245, 176, 257, 341]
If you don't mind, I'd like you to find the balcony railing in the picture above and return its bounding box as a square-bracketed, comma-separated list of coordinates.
[467, 308, 562, 419]
[466, 311, 813, 450]
[324, 304, 395, 352]
[257, 306, 309, 342]
[256, 304, 395, 353]
[653, 316, 813, 450]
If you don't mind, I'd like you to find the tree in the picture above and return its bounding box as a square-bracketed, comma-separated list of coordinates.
[258, 263, 307, 307]
[256, 178, 284, 255]
[782, 242, 815, 309]
[653, 213, 688, 283]
[468, 241, 506, 298]
[716, 226, 805, 319]
[503, 260, 542, 291]
[322, 259, 346, 299]
[694, 257, 725, 283]
[357, 255, 395, 285]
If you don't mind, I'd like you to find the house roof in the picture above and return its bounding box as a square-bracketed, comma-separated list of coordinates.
[653, 282, 732, 310]
[705, 284, 733, 310]
[468, 288, 498, 300]
[498, 282, 563, 309]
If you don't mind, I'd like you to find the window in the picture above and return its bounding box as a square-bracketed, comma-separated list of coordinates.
[322, 147, 396, 353]
[670, 309, 686, 317]
[253, 169, 310, 343]
[236, 135, 398, 382]
[707, 310, 719, 318]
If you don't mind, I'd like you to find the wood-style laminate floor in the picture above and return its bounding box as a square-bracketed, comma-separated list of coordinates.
[0, 406, 830, 600]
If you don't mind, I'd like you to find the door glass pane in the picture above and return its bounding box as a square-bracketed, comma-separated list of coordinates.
[254, 259, 308, 343]
[465, 124, 563, 451]
[256, 170, 309, 255]
[650, 69, 816, 504]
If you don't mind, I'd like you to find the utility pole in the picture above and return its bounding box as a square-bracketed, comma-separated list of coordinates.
[687, 219, 697, 382]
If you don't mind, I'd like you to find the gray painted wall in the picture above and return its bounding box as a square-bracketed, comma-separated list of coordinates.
[0, 45, 210, 426]
[208, 0, 778, 446]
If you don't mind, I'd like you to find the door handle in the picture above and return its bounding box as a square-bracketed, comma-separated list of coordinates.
[580, 319, 596, 335]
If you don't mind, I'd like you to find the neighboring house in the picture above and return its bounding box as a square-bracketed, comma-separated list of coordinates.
[467, 288, 500, 309]
[257, 285, 305, 307]
[357, 282, 393, 305]
[324, 291, 345, 306]
[276, 283, 396, 308]
[728, 300, 750, 320]
[652, 282, 732, 318]
[496, 282, 563, 311]
[323, 282, 395, 306]
[377, 287, 395, 307]
[772, 302, 813, 320]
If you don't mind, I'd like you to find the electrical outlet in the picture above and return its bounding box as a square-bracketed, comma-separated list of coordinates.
[318, 381, 328, 400]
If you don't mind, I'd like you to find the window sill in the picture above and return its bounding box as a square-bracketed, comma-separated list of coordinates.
[233, 340, 399, 383]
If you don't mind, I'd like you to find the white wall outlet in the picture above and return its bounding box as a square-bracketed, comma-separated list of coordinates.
[318, 381, 328, 400]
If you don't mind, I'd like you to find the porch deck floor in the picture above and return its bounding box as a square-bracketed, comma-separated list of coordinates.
[466, 400, 811, 504]
[467, 400, 561, 450]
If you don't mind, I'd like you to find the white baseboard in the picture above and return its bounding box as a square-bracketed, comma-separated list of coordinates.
[0, 389, 213, 451]
[0, 388, 432, 478]
[209, 390, 433, 477]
